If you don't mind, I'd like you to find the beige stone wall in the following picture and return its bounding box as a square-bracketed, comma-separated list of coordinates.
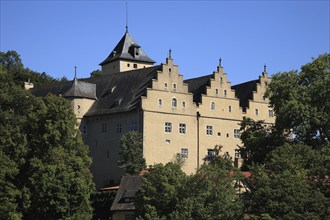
[83, 111, 141, 188]
[102, 60, 153, 74]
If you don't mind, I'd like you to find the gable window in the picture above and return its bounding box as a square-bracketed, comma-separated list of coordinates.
[165, 122, 172, 133]
[224, 90, 227, 97]
[211, 102, 215, 111]
[133, 63, 138, 68]
[179, 123, 186, 134]
[101, 123, 107, 133]
[172, 98, 177, 108]
[206, 125, 213, 135]
[117, 124, 122, 133]
[215, 89, 219, 96]
[269, 110, 274, 117]
[182, 101, 186, 108]
[164, 83, 168, 89]
[234, 129, 240, 138]
[229, 106, 232, 112]
[173, 83, 177, 91]
[220, 77, 223, 82]
[158, 98, 163, 106]
[255, 109, 259, 116]
[181, 148, 188, 158]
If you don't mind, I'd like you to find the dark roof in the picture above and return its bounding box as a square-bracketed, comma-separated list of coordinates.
[100, 31, 155, 66]
[111, 176, 142, 211]
[64, 77, 97, 99]
[231, 79, 259, 111]
[184, 74, 212, 104]
[31, 65, 161, 116]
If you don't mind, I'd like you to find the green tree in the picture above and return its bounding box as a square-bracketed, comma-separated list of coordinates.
[239, 117, 286, 170]
[118, 131, 146, 175]
[90, 69, 102, 77]
[266, 53, 330, 147]
[136, 163, 187, 219]
[0, 64, 94, 219]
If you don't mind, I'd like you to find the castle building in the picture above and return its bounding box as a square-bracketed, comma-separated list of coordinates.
[32, 30, 274, 188]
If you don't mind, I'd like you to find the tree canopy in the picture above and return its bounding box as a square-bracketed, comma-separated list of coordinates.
[0, 51, 94, 219]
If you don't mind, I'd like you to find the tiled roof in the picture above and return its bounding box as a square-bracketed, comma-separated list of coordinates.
[31, 65, 161, 116]
[111, 176, 142, 211]
[231, 80, 259, 111]
[64, 77, 97, 100]
[100, 31, 155, 66]
[184, 74, 212, 104]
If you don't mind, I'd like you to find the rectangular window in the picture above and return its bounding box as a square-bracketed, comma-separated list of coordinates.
[229, 106, 232, 112]
[235, 149, 240, 158]
[165, 139, 171, 144]
[133, 64, 138, 68]
[165, 122, 172, 133]
[215, 89, 219, 96]
[234, 129, 240, 138]
[207, 149, 215, 160]
[129, 121, 137, 131]
[101, 123, 107, 133]
[255, 109, 259, 115]
[179, 123, 186, 134]
[127, 63, 130, 67]
[182, 101, 186, 108]
[269, 110, 274, 117]
[117, 124, 122, 133]
[181, 148, 188, 158]
[164, 83, 168, 89]
[206, 125, 213, 135]
[158, 98, 162, 106]
[224, 90, 227, 97]
[173, 83, 177, 91]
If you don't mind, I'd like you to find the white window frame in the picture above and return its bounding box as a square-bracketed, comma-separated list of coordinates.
[172, 98, 177, 108]
[165, 122, 172, 133]
[181, 148, 188, 158]
[206, 125, 213, 135]
[179, 123, 186, 134]
[211, 101, 215, 111]
[234, 129, 240, 138]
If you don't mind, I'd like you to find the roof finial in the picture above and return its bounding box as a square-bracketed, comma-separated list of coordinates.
[169, 49, 172, 59]
[219, 57, 222, 67]
[125, 1, 128, 33]
[74, 66, 77, 78]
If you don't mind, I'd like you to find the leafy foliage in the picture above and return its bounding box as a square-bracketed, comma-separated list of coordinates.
[0, 54, 94, 219]
[136, 148, 244, 220]
[266, 53, 330, 147]
[118, 131, 146, 175]
[91, 190, 116, 220]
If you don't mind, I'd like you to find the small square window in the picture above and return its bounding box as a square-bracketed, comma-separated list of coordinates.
[165, 122, 172, 133]
[179, 123, 186, 134]
[117, 124, 122, 133]
[217, 132, 221, 136]
[206, 125, 213, 135]
[166, 139, 171, 144]
[234, 129, 240, 138]
[182, 101, 186, 108]
[133, 64, 138, 68]
[181, 148, 188, 158]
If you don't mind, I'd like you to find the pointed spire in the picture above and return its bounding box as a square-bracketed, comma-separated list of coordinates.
[219, 57, 222, 67]
[74, 66, 77, 78]
[125, 1, 128, 33]
[169, 49, 172, 59]
[263, 64, 268, 76]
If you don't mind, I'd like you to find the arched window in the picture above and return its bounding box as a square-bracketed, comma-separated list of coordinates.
[211, 102, 215, 111]
[172, 98, 177, 108]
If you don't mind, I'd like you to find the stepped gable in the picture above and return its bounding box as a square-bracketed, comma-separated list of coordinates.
[184, 74, 213, 104]
[100, 31, 155, 66]
[231, 79, 259, 112]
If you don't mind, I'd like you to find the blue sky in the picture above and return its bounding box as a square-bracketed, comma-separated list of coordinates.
[1, 1, 329, 85]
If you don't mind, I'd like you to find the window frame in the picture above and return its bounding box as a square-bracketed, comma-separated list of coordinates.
[179, 123, 186, 134]
[165, 122, 172, 133]
[206, 125, 213, 135]
[171, 98, 177, 108]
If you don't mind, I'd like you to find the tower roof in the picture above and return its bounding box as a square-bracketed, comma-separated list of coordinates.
[100, 31, 155, 66]
[64, 77, 97, 100]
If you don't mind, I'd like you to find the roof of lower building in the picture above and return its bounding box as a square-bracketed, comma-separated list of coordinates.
[111, 175, 142, 211]
[64, 77, 97, 99]
[231, 79, 259, 111]
[100, 31, 155, 66]
[184, 74, 213, 104]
